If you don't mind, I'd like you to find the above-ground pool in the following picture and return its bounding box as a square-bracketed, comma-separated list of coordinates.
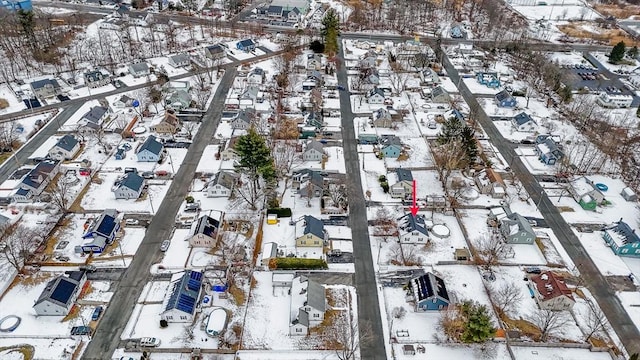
[595, 183, 608, 191]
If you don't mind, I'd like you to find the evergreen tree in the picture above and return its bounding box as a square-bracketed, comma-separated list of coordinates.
[609, 41, 626, 64]
[322, 9, 340, 56]
[628, 46, 639, 59]
[460, 125, 478, 163]
[234, 127, 275, 209]
[460, 301, 496, 343]
[437, 116, 477, 164]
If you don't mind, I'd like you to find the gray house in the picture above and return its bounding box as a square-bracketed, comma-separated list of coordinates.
[431, 85, 451, 103]
[205, 44, 226, 60]
[289, 276, 327, 336]
[206, 170, 239, 198]
[231, 109, 255, 130]
[390, 168, 413, 199]
[302, 140, 324, 162]
[168, 53, 191, 68]
[113, 172, 145, 200]
[372, 107, 393, 128]
[500, 212, 535, 244]
[30, 78, 62, 99]
[136, 135, 164, 162]
[33, 271, 86, 316]
[129, 62, 150, 78]
[81, 106, 110, 130]
[48, 134, 80, 161]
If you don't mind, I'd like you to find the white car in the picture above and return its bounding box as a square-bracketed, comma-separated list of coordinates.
[140, 337, 160, 347]
[160, 240, 171, 252]
[125, 219, 139, 226]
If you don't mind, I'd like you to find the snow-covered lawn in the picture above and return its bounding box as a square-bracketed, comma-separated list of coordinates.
[80, 173, 171, 214]
[511, 3, 601, 21]
[591, 52, 639, 73]
[574, 231, 631, 276]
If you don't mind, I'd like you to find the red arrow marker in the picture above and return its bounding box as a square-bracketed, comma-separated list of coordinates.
[410, 180, 419, 216]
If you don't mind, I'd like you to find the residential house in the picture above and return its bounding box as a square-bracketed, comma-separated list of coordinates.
[80, 106, 110, 130]
[500, 212, 535, 244]
[206, 171, 239, 198]
[390, 168, 413, 199]
[80, 209, 120, 253]
[535, 136, 564, 165]
[566, 176, 606, 211]
[12, 160, 60, 203]
[302, 140, 324, 162]
[239, 85, 261, 107]
[231, 108, 256, 130]
[372, 107, 393, 128]
[289, 276, 327, 336]
[113, 172, 145, 200]
[48, 135, 80, 161]
[236, 39, 256, 52]
[150, 110, 180, 134]
[358, 52, 377, 69]
[247, 67, 265, 84]
[205, 44, 226, 60]
[296, 215, 326, 247]
[380, 135, 403, 158]
[363, 69, 380, 85]
[512, 112, 537, 132]
[129, 62, 150, 78]
[136, 135, 164, 162]
[113, 95, 134, 108]
[1, 0, 32, 11]
[476, 72, 500, 88]
[367, 87, 386, 104]
[188, 215, 220, 247]
[430, 85, 451, 103]
[597, 91, 633, 109]
[33, 271, 87, 316]
[474, 168, 505, 199]
[83, 70, 111, 89]
[495, 90, 517, 108]
[165, 90, 191, 110]
[305, 111, 323, 129]
[168, 53, 191, 68]
[297, 170, 324, 198]
[530, 271, 575, 310]
[358, 133, 378, 145]
[398, 213, 429, 244]
[420, 68, 441, 86]
[409, 272, 450, 311]
[161, 270, 203, 323]
[450, 24, 467, 39]
[306, 53, 322, 72]
[221, 137, 241, 162]
[602, 219, 640, 257]
[30, 78, 62, 99]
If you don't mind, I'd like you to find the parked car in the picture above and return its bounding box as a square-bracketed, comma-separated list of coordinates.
[524, 267, 542, 274]
[337, 85, 346, 91]
[125, 219, 139, 226]
[140, 337, 161, 347]
[124, 167, 138, 174]
[71, 326, 92, 336]
[91, 306, 103, 321]
[141, 171, 155, 179]
[79, 264, 97, 272]
[160, 240, 171, 252]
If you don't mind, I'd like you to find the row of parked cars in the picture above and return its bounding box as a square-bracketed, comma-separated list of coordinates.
[578, 71, 599, 80]
[562, 63, 597, 70]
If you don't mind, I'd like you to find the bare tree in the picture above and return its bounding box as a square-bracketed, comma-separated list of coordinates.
[0, 224, 41, 272]
[474, 231, 508, 270]
[389, 243, 421, 266]
[331, 314, 375, 360]
[583, 301, 608, 342]
[327, 181, 347, 209]
[373, 207, 398, 242]
[182, 121, 198, 140]
[388, 71, 411, 95]
[489, 281, 523, 315]
[432, 140, 467, 191]
[529, 309, 570, 342]
[391, 306, 407, 320]
[47, 177, 74, 213]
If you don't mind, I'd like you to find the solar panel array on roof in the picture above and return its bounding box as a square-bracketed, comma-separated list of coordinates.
[188, 271, 203, 291]
[50, 279, 76, 304]
[176, 293, 196, 314]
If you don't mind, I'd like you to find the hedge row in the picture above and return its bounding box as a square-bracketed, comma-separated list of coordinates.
[269, 257, 328, 270]
[267, 207, 292, 218]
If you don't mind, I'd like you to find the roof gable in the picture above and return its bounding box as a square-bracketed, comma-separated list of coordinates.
[398, 213, 429, 236]
[396, 168, 413, 182]
[303, 215, 324, 239]
[118, 172, 144, 192]
[411, 272, 449, 302]
[138, 135, 164, 155]
[531, 271, 573, 301]
[54, 134, 79, 152]
[165, 270, 203, 314]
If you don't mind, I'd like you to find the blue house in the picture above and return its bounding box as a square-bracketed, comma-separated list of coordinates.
[450, 25, 467, 39]
[535, 136, 564, 165]
[136, 135, 164, 162]
[495, 90, 517, 108]
[0, 0, 32, 11]
[380, 135, 403, 158]
[161, 270, 203, 323]
[476, 72, 500, 88]
[602, 220, 640, 257]
[410, 272, 450, 311]
[80, 209, 119, 253]
[236, 39, 256, 52]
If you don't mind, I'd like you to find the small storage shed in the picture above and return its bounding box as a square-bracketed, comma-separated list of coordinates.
[621, 187, 637, 202]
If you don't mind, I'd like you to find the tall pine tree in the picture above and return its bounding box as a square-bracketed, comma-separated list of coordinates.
[321, 9, 340, 56]
[609, 41, 626, 64]
[234, 127, 275, 210]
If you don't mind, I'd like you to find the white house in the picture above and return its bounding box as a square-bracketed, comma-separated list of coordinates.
[367, 88, 385, 104]
[113, 172, 145, 200]
[390, 168, 413, 199]
[188, 214, 221, 247]
[80, 106, 110, 130]
[48, 135, 80, 161]
[168, 53, 191, 68]
[83, 69, 111, 88]
[247, 67, 265, 84]
[512, 112, 537, 132]
[129, 62, 150, 78]
[397, 213, 429, 244]
[289, 276, 327, 336]
[206, 171, 239, 198]
[161, 270, 203, 323]
[136, 135, 164, 162]
[302, 140, 324, 162]
[33, 271, 86, 316]
[12, 160, 60, 203]
[597, 91, 633, 108]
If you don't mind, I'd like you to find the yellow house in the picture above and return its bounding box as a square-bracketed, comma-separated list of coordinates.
[295, 215, 326, 247]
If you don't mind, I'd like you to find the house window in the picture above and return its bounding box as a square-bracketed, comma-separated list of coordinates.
[307, 234, 312, 239]
[635, 249, 640, 254]
[301, 241, 306, 245]
[622, 248, 629, 253]
[313, 313, 320, 318]
[166, 316, 173, 320]
[313, 241, 319, 245]
[432, 299, 436, 303]
[296, 328, 302, 333]
[180, 316, 187, 320]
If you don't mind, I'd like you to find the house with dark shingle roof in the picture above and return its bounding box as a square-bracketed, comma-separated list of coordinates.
[81, 209, 119, 253]
[161, 270, 203, 323]
[33, 271, 86, 316]
[80, 106, 109, 130]
[379, 135, 403, 158]
[296, 215, 326, 248]
[188, 214, 221, 247]
[367, 87, 385, 104]
[372, 107, 393, 128]
[84, 69, 111, 89]
[430, 85, 450, 103]
[30, 78, 62, 99]
[535, 135, 564, 165]
[512, 112, 537, 132]
[113, 172, 145, 200]
[495, 89, 517, 108]
[12, 160, 60, 203]
[168, 53, 191, 68]
[390, 168, 413, 199]
[398, 213, 429, 244]
[48, 135, 80, 161]
[500, 212, 535, 244]
[236, 39, 256, 52]
[206, 170, 239, 198]
[602, 219, 640, 257]
[136, 135, 164, 162]
[302, 140, 324, 162]
[289, 276, 327, 335]
[410, 272, 450, 311]
[129, 62, 150, 78]
[205, 44, 226, 60]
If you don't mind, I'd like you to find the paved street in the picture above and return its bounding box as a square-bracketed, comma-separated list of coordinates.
[81, 68, 237, 360]
[336, 42, 387, 359]
[0, 102, 83, 183]
[440, 50, 640, 356]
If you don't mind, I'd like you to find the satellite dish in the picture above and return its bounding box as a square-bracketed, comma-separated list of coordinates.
[132, 99, 140, 108]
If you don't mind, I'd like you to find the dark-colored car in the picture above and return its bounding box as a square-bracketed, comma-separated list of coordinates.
[524, 267, 542, 274]
[91, 306, 103, 321]
[337, 85, 346, 91]
[71, 326, 93, 335]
